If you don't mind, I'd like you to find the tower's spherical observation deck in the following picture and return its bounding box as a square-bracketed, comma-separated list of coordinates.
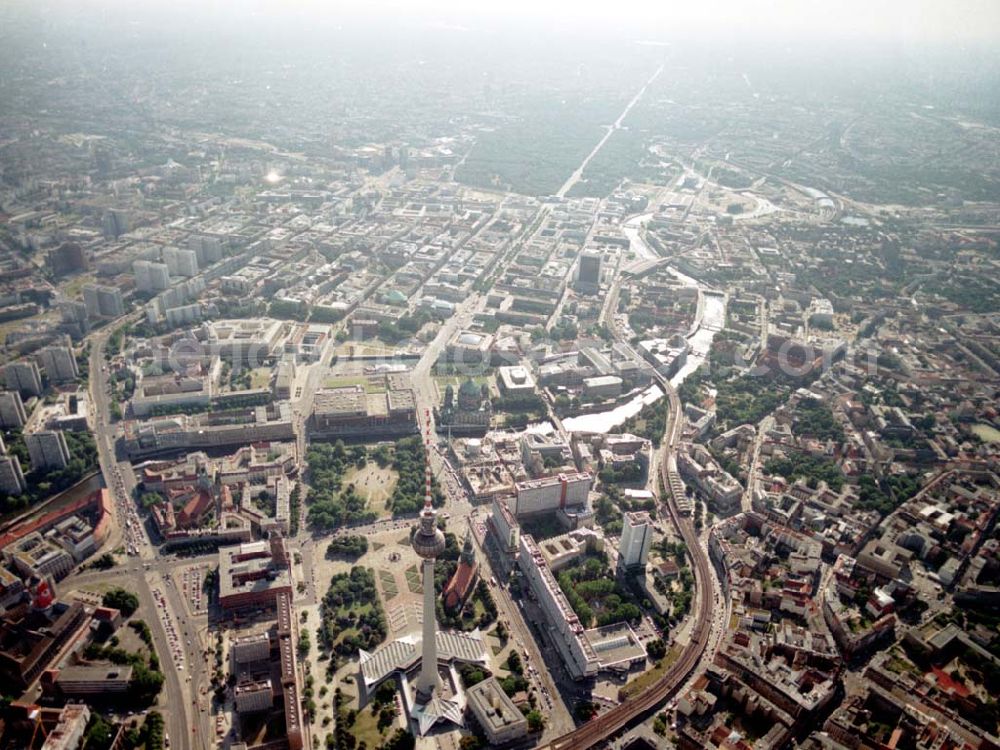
[412, 508, 446, 559]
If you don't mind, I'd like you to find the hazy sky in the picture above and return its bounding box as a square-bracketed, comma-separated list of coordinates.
[14, 0, 1000, 45]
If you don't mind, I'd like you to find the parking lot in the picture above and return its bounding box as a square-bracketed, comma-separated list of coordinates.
[175, 563, 210, 616]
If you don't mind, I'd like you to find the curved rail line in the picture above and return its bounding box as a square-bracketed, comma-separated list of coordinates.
[541, 384, 714, 749]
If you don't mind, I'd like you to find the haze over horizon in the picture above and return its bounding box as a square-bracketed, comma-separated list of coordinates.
[0, 2, 998, 750]
[4, 0, 1000, 44]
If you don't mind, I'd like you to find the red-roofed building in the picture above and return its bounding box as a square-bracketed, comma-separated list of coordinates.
[443, 533, 479, 612]
[0, 489, 109, 552]
[177, 490, 214, 529]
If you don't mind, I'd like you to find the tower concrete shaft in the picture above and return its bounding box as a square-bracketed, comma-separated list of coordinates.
[417, 556, 438, 700]
[412, 408, 445, 703]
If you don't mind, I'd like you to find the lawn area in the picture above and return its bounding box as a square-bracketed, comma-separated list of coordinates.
[378, 570, 399, 601]
[619, 645, 681, 700]
[342, 463, 398, 517]
[61, 272, 95, 298]
[350, 699, 392, 749]
[432, 375, 491, 388]
[323, 375, 387, 393]
[323, 603, 375, 651]
[333, 342, 400, 358]
[404, 565, 423, 594]
[249, 367, 272, 389]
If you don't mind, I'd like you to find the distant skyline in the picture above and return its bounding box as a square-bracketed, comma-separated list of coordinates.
[10, 0, 1000, 45]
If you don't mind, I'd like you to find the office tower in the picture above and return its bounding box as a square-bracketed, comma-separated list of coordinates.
[37, 338, 79, 384]
[618, 511, 653, 573]
[133, 260, 171, 292]
[5, 361, 43, 397]
[25, 430, 71, 471]
[0, 391, 27, 428]
[577, 250, 602, 293]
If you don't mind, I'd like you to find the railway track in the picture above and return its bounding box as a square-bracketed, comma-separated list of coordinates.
[540, 384, 715, 750]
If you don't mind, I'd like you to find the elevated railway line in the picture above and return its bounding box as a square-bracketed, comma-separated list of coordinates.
[541, 383, 715, 749]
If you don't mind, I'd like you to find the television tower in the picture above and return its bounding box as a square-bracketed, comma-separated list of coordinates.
[412, 410, 445, 702]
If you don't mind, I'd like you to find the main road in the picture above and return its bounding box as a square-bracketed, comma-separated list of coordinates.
[87, 317, 210, 750]
[556, 64, 664, 198]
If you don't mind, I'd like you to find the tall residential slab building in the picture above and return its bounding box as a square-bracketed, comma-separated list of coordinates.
[0, 454, 26, 495]
[82, 284, 125, 319]
[5, 361, 43, 397]
[0, 391, 27, 428]
[162, 246, 199, 277]
[618, 511, 653, 573]
[37, 340, 79, 384]
[59, 299, 91, 338]
[25, 430, 71, 471]
[133, 260, 171, 292]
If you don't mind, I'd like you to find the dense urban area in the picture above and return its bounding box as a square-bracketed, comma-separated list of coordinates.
[0, 4, 998, 750]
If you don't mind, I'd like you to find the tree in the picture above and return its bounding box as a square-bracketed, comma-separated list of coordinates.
[505, 650, 523, 675]
[374, 679, 397, 706]
[381, 728, 415, 750]
[574, 700, 598, 721]
[525, 709, 545, 732]
[102, 587, 139, 617]
[83, 713, 117, 750]
[91, 552, 115, 570]
[326, 535, 368, 560]
[646, 638, 667, 660]
[140, 492, 164, 508]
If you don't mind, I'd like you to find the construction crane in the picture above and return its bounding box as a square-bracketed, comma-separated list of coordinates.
[27, 705, 48, 749]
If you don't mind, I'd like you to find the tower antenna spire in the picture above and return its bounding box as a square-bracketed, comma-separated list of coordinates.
[424, 408, 433, 512]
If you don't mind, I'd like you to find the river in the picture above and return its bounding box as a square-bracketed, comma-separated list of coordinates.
[562, 224, 726, 434]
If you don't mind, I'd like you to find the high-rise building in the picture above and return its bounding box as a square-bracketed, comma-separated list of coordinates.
[576, 250, 602, 293]
[133, 260, 171, 292]
[188, 235, 224, 266]
[618, 511, 653, 573]
[0, 454, 26, 495]
[25, 431, 71, 471]
[101, 209, 130, 239]
[82, 284, 125, 319]
[162, 246, 199, 278]
[36, 339, 79, 384]
[59, 300, 91, 338]
[46, 242, 89, 277]
[5, 361, 43, 397]
[412, 496, 445, 702]
[0, 391, 27, 428]
[407, 417, 454, 736]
